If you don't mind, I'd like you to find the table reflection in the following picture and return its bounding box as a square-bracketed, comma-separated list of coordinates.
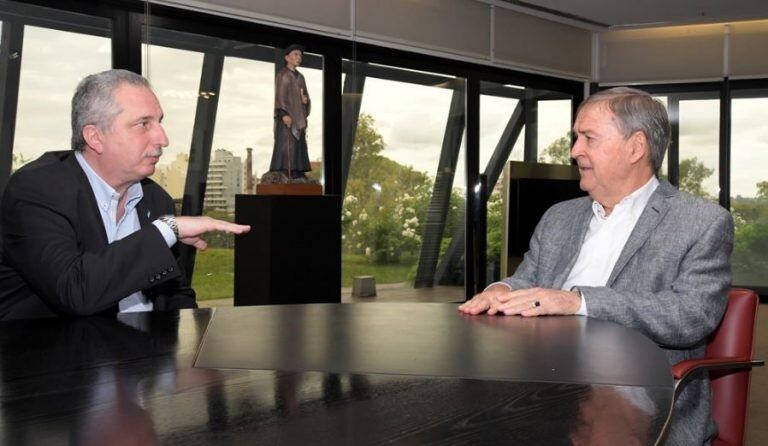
[0, 307, 672, 445]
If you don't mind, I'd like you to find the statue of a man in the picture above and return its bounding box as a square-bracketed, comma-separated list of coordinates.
[269, 44, 311, 180]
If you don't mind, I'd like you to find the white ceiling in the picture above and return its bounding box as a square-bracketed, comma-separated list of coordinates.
[498, 0, 768, 28]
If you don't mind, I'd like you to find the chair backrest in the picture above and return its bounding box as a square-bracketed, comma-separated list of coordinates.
[707, 287, 760, 446]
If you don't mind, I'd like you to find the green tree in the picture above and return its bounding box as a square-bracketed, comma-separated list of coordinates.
[678, 157, 714, 199]
[658, 157, 714, 199]
[538, 135, 571, 165]
[11, 152, 29, 172]
[486, 189, 503, 264]
[757, 181, 768, 199]
[343, 113, 435, 264]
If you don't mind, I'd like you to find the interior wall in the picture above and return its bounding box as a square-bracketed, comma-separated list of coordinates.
[151, 0, 593, 80]
[494, 8, 591, 78]
[598, 19, 768, 84]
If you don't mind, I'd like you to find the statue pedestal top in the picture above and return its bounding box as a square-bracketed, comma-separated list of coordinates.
[256, 183, 322, 195]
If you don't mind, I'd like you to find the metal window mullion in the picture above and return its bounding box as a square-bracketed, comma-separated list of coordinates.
[0, 20, 24, 198]
[178, 52, 224, 281]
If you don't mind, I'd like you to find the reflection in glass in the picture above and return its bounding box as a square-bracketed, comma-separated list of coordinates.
[731, 94, 768, 287]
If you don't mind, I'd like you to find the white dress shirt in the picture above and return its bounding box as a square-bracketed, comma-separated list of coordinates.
[489, 176, 659, 316]
[75, 152, 177, 313]
[563, 176, 659, 314]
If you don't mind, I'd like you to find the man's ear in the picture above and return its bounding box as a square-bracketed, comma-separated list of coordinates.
[82, 124, 104, 154]
[627, 131, 649, 165]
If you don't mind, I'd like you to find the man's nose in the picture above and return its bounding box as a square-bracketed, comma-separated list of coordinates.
[155, 124, 169, 147]
[570, 139, 583, 159]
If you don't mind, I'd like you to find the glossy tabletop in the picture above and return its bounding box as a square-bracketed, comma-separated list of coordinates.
[0, 304, 674, 445]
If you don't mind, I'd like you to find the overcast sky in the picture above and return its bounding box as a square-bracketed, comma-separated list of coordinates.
[11, 25, 768, 198]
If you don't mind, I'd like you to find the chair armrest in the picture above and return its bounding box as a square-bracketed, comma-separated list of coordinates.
[672, 357, 764, 380]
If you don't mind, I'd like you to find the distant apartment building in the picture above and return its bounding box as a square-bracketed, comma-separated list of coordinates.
[152, 152, 189, 200]
[204, 149, 243, 214]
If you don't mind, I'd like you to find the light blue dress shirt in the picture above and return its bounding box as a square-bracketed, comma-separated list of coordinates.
[75, 152, 177, 313]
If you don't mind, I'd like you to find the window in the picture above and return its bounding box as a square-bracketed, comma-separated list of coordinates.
[537, 98, 572, 165]
[341, 62, 465, 300]
[731, 89, 768, 289]
[480, 81, 525, 283]
[13, 25, 110, 168]
[144, 26, 325, 301]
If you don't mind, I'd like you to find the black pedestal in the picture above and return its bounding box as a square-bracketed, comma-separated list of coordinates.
[234, 195, 341, 306]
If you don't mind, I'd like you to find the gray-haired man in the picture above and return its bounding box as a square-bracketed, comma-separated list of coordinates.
[460, 87, 733, 445]
[0, 69, 250, 320]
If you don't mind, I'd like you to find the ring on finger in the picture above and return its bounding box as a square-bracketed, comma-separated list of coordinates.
[531, 300, 541, 308]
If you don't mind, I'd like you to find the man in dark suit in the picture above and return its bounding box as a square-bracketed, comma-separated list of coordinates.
[0, 69, 250, 320]
[460, 87, 733, 445]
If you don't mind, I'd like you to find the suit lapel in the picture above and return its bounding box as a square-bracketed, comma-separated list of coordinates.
[136, 193, 150, 228]
[66, 154, 109, 245]
[606, 180, 675, 286]
[552, 200, 593, 289]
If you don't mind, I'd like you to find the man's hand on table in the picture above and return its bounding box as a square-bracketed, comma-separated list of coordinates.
[459, 284, 581, 317]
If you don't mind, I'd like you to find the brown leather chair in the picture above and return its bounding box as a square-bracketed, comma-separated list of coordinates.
[672, 288, 764, 446]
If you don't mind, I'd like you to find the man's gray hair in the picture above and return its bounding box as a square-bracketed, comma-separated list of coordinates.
[71, 69, 151, 151]
[579, 87, 670, 174]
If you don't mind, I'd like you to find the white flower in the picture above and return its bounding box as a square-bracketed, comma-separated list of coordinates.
[345, 210, 352, 217]
[365, 247, 371, 256]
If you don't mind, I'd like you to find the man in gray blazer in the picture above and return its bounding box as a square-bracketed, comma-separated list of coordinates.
[460, 87, 733, 445]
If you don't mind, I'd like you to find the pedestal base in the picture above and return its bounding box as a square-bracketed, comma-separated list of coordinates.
[234, 194, 341, 306]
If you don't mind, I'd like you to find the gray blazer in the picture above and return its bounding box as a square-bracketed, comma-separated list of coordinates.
[502, 179, 733, 445]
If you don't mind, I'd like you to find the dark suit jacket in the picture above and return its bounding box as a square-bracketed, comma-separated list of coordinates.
[0, 151, 196, 320]
[502, 180, 733, 446]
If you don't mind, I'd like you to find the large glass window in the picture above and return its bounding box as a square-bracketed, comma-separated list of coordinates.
[731, 90, 768, 289]
[142, 43, 202, 200]
[480, 81, 524, 284]
[479, 83, 573, 284]
[653, 93, 719, 201]
[144, 27, 324, 302]
[13, 25, 110, 168]
[537, 98, 572, 165]
[678, 97, 719, 201]
[341, 62, 465, 301]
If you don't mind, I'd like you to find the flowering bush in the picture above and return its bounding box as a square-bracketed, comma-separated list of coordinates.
[342, 181, 430, 263]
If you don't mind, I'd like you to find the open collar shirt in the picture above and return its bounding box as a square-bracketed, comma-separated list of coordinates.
[75, 151, 154, 313]
[563, 176, 660, 314]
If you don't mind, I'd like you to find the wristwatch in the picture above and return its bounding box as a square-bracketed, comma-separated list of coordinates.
[158, 214, 179, 239]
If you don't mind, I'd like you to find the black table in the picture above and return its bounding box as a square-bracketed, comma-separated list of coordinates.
[0, 304, 674, 445]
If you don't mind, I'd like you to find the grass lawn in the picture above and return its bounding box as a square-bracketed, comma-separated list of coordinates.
[191, 248, 234, 301]
[192, 249, 417, 301]
[341, 254, 416, 287]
